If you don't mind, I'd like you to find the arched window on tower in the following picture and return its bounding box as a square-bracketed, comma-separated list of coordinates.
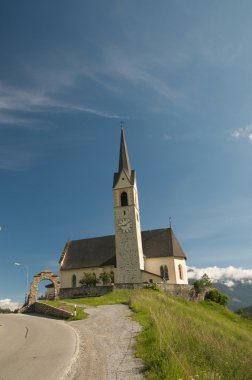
[160, 265, 164, 279]
[164, 265, 169, 280]
[121, 192, 128, 206]
[72, 274, 77, 288]
[178, 264, 183, 280]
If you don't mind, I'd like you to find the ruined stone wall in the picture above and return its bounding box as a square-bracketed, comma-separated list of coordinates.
[28, 270, 60, 305]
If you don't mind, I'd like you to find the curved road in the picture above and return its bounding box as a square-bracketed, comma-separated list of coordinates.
[0, 313, 78, 380]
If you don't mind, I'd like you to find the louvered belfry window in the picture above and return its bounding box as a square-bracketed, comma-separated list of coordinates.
[121, 191, 128, 206]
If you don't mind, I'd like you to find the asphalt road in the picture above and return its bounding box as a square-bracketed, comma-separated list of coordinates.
[0, 313, 78, 380]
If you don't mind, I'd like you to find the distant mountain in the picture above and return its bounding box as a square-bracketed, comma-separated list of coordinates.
[241, 305, 252, 316]
[213, 282, 252, 311]
[187, 266, 252, 312]
[188, 278, 252, 311]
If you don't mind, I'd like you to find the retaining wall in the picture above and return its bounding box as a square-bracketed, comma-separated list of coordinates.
[59, 285, 113, 299]
[114, 283, 145, 289]
[34, 302, 73, 319]
[59, 283, 205, 302]
[157, 284, 193, 300]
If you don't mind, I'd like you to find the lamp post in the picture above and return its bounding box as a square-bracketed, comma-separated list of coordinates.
[14, 262, 29, 303]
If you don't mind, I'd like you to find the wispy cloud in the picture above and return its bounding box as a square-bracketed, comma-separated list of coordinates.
[0, 112, 28, 126]
[0, 84, 125, 121]
[0, 298, 20, 311]
[52, 103, 125, 119]
[231, 125, 252, 142]
[114, 63, 185, 104]
[0, 147, 41, 171]
[188, 266, 252, 287]
[98, 44, 187, 106]
[0, 85, 49, 112]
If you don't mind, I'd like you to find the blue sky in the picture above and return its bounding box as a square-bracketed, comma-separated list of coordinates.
[0, 1, 252, 303]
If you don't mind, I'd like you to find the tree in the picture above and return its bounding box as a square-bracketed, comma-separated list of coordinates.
[193, 273, 212, 294]
[79, 272, 97, 287]
[205, 289, 229, 306]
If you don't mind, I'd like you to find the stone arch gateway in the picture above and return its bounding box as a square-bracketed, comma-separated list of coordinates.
[28, 270, 60, 305]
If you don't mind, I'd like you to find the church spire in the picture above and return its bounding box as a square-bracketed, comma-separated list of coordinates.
[118, 127, 131, 179]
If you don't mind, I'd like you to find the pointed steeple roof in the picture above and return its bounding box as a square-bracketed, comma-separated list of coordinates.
[118, 127, 131, 179]
[113, 127, 135, 188]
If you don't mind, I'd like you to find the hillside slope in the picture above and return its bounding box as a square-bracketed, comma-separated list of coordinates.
[52, 289, 252, 380]
[129, 289, 252, 380]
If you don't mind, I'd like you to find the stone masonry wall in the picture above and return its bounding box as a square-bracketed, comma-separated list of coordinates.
[158, 284, 193, 300]
[157, 283, 208, 302]
[116, 283, 204, 302]
[34, 302, 72, 319]
[114, 205, 143, 284]
[59, 285, 113, 299]
[28, 270, 60, 305]
[115, 283, 145, 290]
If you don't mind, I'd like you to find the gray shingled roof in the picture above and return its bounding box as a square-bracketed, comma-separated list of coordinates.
[60, 228, 186, 271]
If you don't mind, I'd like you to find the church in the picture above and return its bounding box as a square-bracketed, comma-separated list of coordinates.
[59, 128, 188, 289]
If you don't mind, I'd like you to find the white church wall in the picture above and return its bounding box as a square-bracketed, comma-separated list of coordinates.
[174, 258, 188, 284]
[141, 270, 161, 283]
[60, 266, 115, 288]
[144, 257, 188, 284]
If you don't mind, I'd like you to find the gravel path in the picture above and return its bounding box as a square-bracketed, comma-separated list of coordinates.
[69, 304, 145, 380]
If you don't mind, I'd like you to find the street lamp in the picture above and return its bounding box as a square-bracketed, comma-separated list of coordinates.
[14, 262, 29, 303]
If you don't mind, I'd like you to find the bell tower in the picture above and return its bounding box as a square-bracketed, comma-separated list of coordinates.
[113, 128, 144, 284]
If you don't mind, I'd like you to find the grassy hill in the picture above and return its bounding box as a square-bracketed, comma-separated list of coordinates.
[44, 289, 252, 379]
[129, 289, 252, 380]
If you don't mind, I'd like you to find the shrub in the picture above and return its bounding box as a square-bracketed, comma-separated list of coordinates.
[99, 272, 112, 285]
[146, 282, 160, 291]
[0, 307, 12, 313]
[110, 271, 114, 283]
[79, 272, 97, 287]
[235, 308, 244, 316]
[193, 273, 212, 294]
[205, 288, 229, 306]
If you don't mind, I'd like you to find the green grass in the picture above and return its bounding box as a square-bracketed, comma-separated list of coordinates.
[129, 289, 252, 380]
[64, 289, 132, 307]
[42, 289, 252, 379]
